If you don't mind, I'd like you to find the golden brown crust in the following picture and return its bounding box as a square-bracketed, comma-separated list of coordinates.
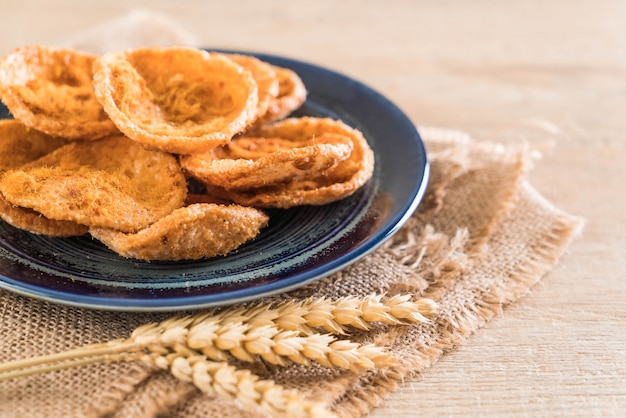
[253, 65, 307, 125]
[0, 119, 67, 172]
[0, 45, 118, 140]
[224, 54, 279, 121]
[92, 47, 259, 154]
[89, 203, 269, 261]
[0, 119, 87, 236]
[200, 117, 375, 208]
[180, 133, 353, 191]
[0, 135, 187, 232]
[0, 193, 88, 237]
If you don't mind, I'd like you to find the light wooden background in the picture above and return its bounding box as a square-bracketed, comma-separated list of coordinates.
[1, 1, 625, 416]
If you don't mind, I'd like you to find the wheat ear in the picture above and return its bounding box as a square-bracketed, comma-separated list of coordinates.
[135, 294, 436, 368]
[165, 293, 437, 336]
[286, 294, 438, 334]
[134, 317, 397, 372]
[146, 352, 336, 418]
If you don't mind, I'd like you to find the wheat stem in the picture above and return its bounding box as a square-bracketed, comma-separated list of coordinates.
[0, 340, 141, 377]
[0, 351, 144, 381]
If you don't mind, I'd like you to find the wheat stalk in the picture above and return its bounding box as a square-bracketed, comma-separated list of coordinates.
[132, 316, 397, 372]
[0, 294, 436, 417]
[151, 293, 437, 337]
[145, 352, 335, 418]
[291, 294, 438, 334]
[131, 293, 436, 368]
[0, 294, 436, 378]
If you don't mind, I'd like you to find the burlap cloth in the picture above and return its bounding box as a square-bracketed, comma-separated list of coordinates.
[0, 11, 584, 418]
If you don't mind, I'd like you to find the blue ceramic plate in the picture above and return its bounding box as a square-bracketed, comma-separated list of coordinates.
[0, 51, 429, 311]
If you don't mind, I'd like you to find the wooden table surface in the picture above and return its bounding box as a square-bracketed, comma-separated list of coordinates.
[1, 1, 625, 416]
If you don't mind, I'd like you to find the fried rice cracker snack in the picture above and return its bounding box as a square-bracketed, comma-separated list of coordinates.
[198, 117, 375, 208]
[224, 53, 279, 121]
[0, 135, 187, 233]
[89, 203, 269, 261]
[180, 133, 353, 191]
[92, 47, 259, 154]
[255, 65, 306, 124]
[0, 45, 118, 140]
[0, 196, 88, 237]
[0, 119, 67, 170]
[0, 44, 377, 261]
[0, 119, 87, 236]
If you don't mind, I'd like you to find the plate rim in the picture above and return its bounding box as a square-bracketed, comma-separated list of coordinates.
[0, 49, 429, 311]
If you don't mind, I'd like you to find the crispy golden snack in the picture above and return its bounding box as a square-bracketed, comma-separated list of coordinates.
[224, 54, 279, 121]
[0, 135, 187, 232]
[0, 119, 87, 236]
[255, 65, 307, 124]
[0, 194, 88, 237]
[202, 117, 375, 208]
[89, 203, 269, 261]
[216, 136, 298, 158]
[92, 47, 259, 154]
[0, 45, 118, 140]
[0, 119, 67, 171]
[180, 133, 353, 191]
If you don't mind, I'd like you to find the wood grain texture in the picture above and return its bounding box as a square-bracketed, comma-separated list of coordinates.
[1, 1, 624, 416]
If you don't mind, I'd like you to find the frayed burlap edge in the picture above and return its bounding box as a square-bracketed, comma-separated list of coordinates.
[322, 129, 584, 414]
[329, 183, 584, 417]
